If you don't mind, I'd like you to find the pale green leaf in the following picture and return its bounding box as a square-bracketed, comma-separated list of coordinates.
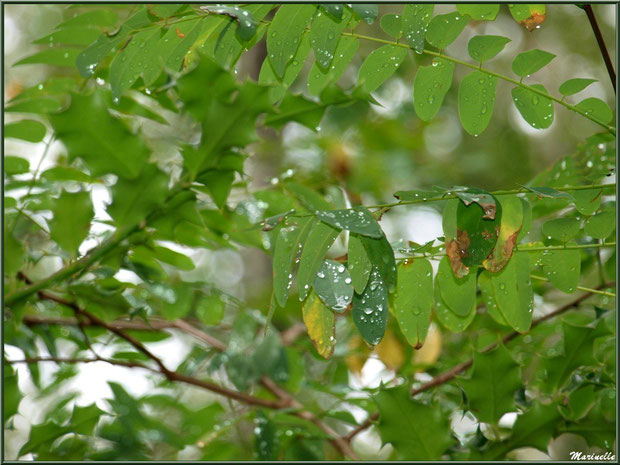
[310, 7, 352, 70]
[559, 78, 597, 96]
[50, 190, 94, 256]
[458, 71, 498, 136]
[467, 35, 511, 63]
[512, 84, 554, 129]
[585, 211, 615, 239]
[490, 252, 533, 333]
[394, 259, 433, 347]
[541, 249, 580, 293]
[425, 12, 469, 49]
[5, 120, 46, 143]
[436, 256, 476, 317]
[457, 4, 499, 21]
[348, 234, 372, 294]
[307, 36, 358, 96]
[511, 49, 555, 77]
[413, 57, 454, 121]
[356, 44, 408, 95]
[401, 4, 433, 53]
[575, 97, 614, 124]
[297, 221, 340, 300]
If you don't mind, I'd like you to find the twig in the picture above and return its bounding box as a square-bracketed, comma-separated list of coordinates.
[583, 4, 616, 91]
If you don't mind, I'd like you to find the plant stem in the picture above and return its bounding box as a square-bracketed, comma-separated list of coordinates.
[530, 274, 615, 297]
[343, 32, 616, 135]
[583, 4, 616, 92]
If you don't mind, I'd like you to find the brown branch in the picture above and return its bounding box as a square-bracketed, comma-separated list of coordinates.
[7, 356, 159, 372]
[344, 282, 615, 443]
[583, 4, 616, 91]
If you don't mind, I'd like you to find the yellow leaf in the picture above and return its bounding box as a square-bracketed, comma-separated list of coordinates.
[345, 334, 369, 374]
[412, 323, 442, 369]
[375, 327, 405, 370]
[302, 291, 336, 359]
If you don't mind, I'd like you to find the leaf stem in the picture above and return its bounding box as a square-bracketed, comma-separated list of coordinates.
[530, 274, 616, 297]
[343, 32, 616, 135]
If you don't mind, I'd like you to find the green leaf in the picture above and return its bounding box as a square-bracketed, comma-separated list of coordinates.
[585, 211, 615, 239]
[467, 35, 511, 63]
[252, 332, 289, 382]
[50, 190, 94, 256]
[356, 44, 408, 95]
[41, 166, 95, 183]
[273, 217, 314, 307]
[196, 293, 225, 325]
[413, 57, 455, 121]
[461, 344, 522, 424]
[4, 226, 24, 277]
[5, 96, 63, 114]
[541, 249, 580, 293]
[511, 49, 555, 77]
[454, 187, 497, 219]
[316, 206, 383, 238]
[359, 234, 397, 293]
[313, 260, 353, 312]
[575, 97, 614, 124]
[152, 245, 194, 270]
[284, 181, 334, 211]
[201, 5, 257, 41]
[541, 217, 580, 242]
[197, 170, 235, 209]
[456, 4, 500, 21]
[490, 252, 533, 333]
[33, 26, 101, 46]
[401, 4, 434, 53]
[5, 120, 46, 142]
[512, 84, 554, 129]
[56, 9, 119, 28]
[302, 291, 336, 358]
[458, 71, 498, 136]
[374, 385, 454, 460]
[263, 93, 326, 131]
[394, 259, 433, 347]
[107, 163, 169, 227]
[558, 78, 597, 96]
[260, 34, 312, 102]
[508, 4, 546, 31]
[479, 270, 508, 326]
[572, 188, 602, 216]
[4, 364, 21, 424]
[310, 7, 351, 70]
[254, 411, 279, 460]
[267, 5, 316, 78]
[352, 266, 388, 346]
[455, 191, 502, 267]
[523, 186, 575, 201]
[436, 256, 476, 317]
[14, 48, 81, 67]
[483, 195, 523, 272]
[50, 89, 149, 179]
[434, 277, 476, 332]
[307, 36, 358, 96]
[348, 234, 372, 294]
[109, 28, 162, 100]
[350, 4, 378, 24]
[380, 14, 402, 39]
[425, 12, 469, 49]
[297, 221, 340, 300]
[4, 156, 30, 175]
[320, 4, 343, 19]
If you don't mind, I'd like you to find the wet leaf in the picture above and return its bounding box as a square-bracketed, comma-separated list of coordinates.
[458, 71, 498, 136]
[34, 26, 101, 46]
[5, 119, 46, 143]
[313, 260, 354, 312]
[478, 271, 509, 326]
[200, 5, 257, 41]
[307, 36, 358, 96]
[56, 9, 119, 28]
[511, 49, 555, 77]
[316, 206, 383, 238]
[489, 252, 533, 333]
[454, 187, 497, 219]
[302, 291, 336, 358]
[434, 278, 476, 332]
[297, 221, 340, 300]
[152, 246, 194, 270]
[512, 84, 554, 129]
[260, 34, 312, 102]
[273, 217, 314, 307]
[413, 57, 455, 121]
[585, 211, 615, 239]
[320, 4, 343, 19]
[360, 234, 397, 293]
[394, 259, 433, 348]
[380, 13, 402, 39]
[264, 93, 326, 131]
[50, 190, 94, 256]
[558, 78, 597, 96]
[4, 156, 30, 175]
[483, 195, 523, 272]
[348, 234, 372, 294]
[457, 4, 500, 21]
[267, 5, 316, 78]
[443, 199, 469, 277]
[436, 256, 477, 317]
[374, 385, 454, 460]
[394, 189, 442, 202]
[455, 192, 502, 267]
[509, 4, 546, 31]
[575, 97, 614, 124]
[254, 411, 279, 460]
[541, 217, 580, 242]
[349, 4, 378, 24]
[401, 4, 433, 53]
[541, 249, 580, 293]
[572, 188, 602, 216]
[310, 7, 352, 70]
[352, 266, 388, 346]
[425, 12, 469, 49]
[356, 44, 408, 95]
[15, 48, 81, 67]
[460, 344, 522, 424]
[467, 35, 511, 63]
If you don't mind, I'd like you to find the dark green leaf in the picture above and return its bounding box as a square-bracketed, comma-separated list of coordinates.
[348, 234, 372, 294]
[316, 206, 383, 238]
[254, 411, 279, 460]
[349, 4, 378, 24]
[360, 233, 397, 293]
[201, 5, 258, 41]
[572, 188, 602, 215]
[297, 221, 340, 300]
[585, 211, 615, 239]
[454, 187, 497, 219]
[313, 260, 353, 312]
[352, 266, 388, 346]
[260, 34, 312, 102]
[152, 245, 194, 270]
[320, 4, 343, 19]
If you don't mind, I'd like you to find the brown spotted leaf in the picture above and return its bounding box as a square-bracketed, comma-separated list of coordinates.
[509, 4, 546, 31]
[483, 195, 524, 273]
[453, 187, 497, 220]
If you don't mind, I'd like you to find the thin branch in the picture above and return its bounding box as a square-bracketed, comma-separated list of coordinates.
[583, 4, 616, 91]
[343, 282, 614, 443]
[530, 274, 615, 297]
